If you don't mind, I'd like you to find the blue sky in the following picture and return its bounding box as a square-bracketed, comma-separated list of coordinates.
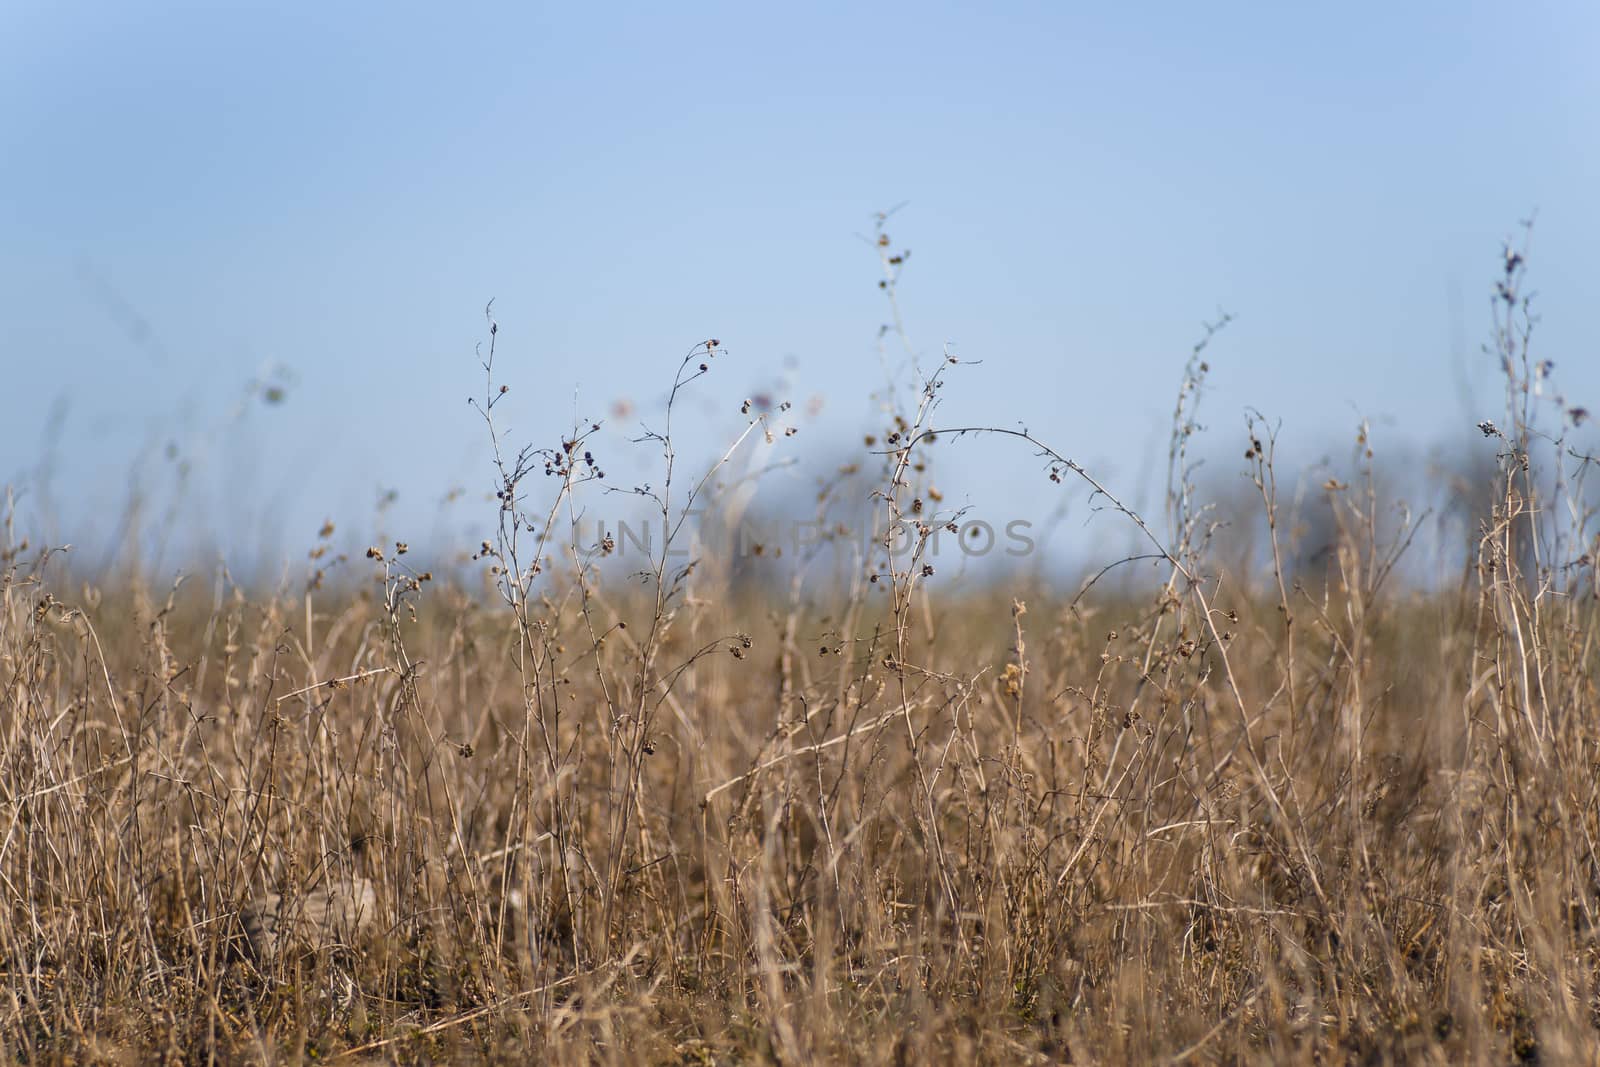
[2, 1, 1597, 576]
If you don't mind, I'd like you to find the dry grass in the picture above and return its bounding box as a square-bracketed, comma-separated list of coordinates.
[2, 228, 1598, 1065]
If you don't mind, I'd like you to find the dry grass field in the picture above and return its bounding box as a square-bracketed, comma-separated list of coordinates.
[3, 237, 1599, 1065]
